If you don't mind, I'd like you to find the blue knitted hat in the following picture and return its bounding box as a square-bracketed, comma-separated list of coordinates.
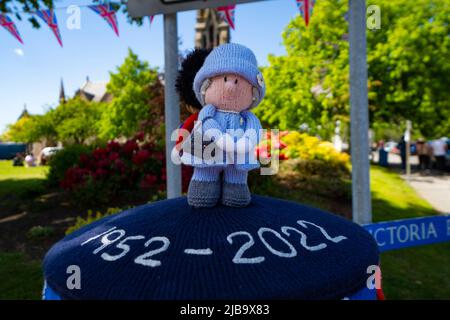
[193, 43, 266, 107]
[43, 196, 380, 300]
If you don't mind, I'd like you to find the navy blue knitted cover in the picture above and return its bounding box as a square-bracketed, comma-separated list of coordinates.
[43, 195, 379, 300]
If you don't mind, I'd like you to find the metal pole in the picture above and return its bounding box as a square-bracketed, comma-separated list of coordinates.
[406, 120, 412, 177]
[163, 13, 182, 198]
[349, 0, 372, 224]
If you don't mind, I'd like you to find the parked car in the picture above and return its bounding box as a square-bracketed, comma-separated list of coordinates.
[384, 141, 398, 153]
[444, 137, 450, 166]
[410, 142, 417, 156]
[40, 147, 63, 165]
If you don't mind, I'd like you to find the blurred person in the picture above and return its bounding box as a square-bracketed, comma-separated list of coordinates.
[398, 136, 406, 170]
[416, 138, 431, 173]
[12, 152, 24, 167]
[378, 140, 388, 167]
[24, 154, 36, 167]
[430, 138, 447, 173]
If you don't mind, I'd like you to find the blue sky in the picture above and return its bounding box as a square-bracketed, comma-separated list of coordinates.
[0, 0, 298, 132]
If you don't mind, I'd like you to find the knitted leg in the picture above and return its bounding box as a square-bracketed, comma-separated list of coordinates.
[191, 167, 222, 182]
[188, 167, 222, 207]
[222, 165, 251, 207]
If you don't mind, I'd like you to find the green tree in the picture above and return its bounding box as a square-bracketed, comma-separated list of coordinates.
[2, 110, 57, 144]
[2, 115, 36, 143]
[53, 97, 103, 144]
[32, 110, 58, 144]
[1, 98, 102, 145]
[367, 0, 450, 139]
[256, 0, 450, 140]
[256, 0, 349, 139]
[99, 49, 161, 140]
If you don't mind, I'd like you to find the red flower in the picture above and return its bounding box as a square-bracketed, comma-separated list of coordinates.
[109, 152, 120, 162]
[154, 152, 164, 161]
[93, 148, 108, 159]
[107, 141, 121, 152]
[123, 140, 139, 155]
[93, 168, 108, 179]
[79, 153, 90, 166]
[141, 142, 154, 151]
[97, 158, 111, 168]
[134, 131, 145, 142]
[114, 159, 126, 171]
[140, 174, 158, 189]
[132, 150, 151, 166]
[61, 167, 90, 189]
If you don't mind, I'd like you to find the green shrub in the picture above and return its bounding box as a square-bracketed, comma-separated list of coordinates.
[282, 132, 350, 173]
[65, 207, 122, 235]
[27, 226, 55, 240]
[46, 144, 92, 187]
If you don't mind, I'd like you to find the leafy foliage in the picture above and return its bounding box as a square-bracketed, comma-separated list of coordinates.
[282, 131, 350, 172]
[46, 144, 92, 187]
[2, 49, 164, 146]
[27, 225, 55, 240]
[99, 49, 163, 141]
[53, 97, 104, 144]
[59, 133, 192, 206]
[256, 0, 450, 140]
[65, 207, 121, 235]
[1, 116, 36, 143]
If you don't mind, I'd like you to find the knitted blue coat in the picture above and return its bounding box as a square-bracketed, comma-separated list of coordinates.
[180, 105, 262, 171]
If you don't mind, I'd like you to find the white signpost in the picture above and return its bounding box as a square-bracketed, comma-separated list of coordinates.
[127, 0, 372, 224]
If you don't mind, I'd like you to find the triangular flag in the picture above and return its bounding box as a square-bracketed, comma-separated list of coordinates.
[296, 0, 316, 26]
[149, 15, 154, 27]
[217, 5, 235, 30]
[0, 13, 24, 44]
[89, 4, 119, 37]
[35, 9, 63, 47]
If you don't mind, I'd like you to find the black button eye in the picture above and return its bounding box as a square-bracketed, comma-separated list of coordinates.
[224, 76, 227, 82]
[234, 79, 238, 84]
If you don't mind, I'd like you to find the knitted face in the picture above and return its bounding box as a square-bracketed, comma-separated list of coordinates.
[204, 74, 254, 112]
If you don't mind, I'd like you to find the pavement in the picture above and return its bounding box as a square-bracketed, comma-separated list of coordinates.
[402, 174, 450, 214]
[373, 152, 450, 214]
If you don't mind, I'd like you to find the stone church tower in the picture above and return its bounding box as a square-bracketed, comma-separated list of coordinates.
[195, 9, 230, 49]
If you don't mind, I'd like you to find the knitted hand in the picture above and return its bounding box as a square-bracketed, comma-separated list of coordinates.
[198, 104, 236, 152]
[235, 111, 261, 154]
[215, 133, 236, 152]
[235, 136, 254, 154]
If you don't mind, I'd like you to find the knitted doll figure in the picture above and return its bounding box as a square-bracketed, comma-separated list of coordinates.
[181, 43, 265, 208]
[42, 43, 384, 301]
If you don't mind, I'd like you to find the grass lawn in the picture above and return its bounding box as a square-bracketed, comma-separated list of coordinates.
[0, 160, 48, 200]
[0, 160, 448, 299]
[0, 161, 48, 299]
[0, 252, 43, 299]
[371, 166, 450, 299]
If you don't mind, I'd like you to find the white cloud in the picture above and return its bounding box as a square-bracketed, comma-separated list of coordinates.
[14, 48, 24, 57]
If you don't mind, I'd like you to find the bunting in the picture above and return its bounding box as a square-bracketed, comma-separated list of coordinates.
[217, 5, 235, 30]
[296, 0, 316, 26]
[149, 15, 154, 28]
[0, 13, 23, 44]
[35, 9, 63, 47]
[89, 4, 119, 36]
[1, 2, 321, 47]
